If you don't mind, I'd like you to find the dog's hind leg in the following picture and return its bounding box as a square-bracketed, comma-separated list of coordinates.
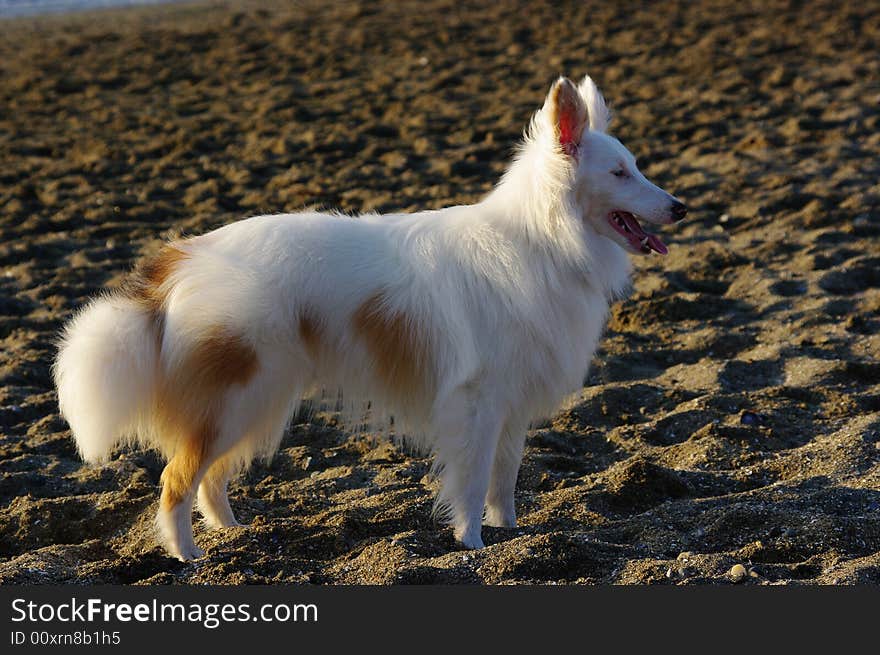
[197, 452, 241, 529]
[484, 419, 528, 528]
[157, 419, 249, 559]
[191, 355, 303, 537]
[156, 425, 216, 561]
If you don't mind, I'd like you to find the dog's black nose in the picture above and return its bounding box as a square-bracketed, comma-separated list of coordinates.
[670, 201, 687, 222]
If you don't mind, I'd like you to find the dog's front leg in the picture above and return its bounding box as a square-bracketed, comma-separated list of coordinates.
[484, 419, 528, 528]
[432, 392, 504, 549]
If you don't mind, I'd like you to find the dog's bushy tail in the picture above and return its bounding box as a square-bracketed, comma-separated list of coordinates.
[53, 294, 159, 464]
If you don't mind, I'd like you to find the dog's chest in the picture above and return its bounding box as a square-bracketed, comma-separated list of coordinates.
[500, 277, 610, 399]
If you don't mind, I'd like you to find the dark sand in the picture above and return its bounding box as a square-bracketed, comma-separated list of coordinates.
[0, 0, 878, 584]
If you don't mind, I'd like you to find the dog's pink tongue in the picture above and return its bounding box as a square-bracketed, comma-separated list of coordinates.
[647, 234, 668, 255]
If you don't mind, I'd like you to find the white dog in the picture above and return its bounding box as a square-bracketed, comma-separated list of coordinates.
[54, 75, 686, 560]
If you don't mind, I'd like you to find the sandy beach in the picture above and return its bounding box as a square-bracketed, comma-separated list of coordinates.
[0, 0, 878, 584]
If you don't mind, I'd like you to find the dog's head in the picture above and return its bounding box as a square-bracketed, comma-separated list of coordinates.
[542, 76, 686, 255]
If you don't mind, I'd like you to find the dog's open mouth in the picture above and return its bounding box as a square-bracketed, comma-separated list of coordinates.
[608, 211, 668, 255]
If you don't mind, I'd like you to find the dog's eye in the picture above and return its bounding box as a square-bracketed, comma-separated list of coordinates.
[611, 168, 628, 178]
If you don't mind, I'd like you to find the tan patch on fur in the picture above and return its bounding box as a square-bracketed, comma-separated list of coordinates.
[122, 242, 189, 348]
[352, 291, 430, 396]
[160, 414, 215, 510]
[298, 311, 323, 360]
[187, 327, 259, 389]
[124, 243, 189, 311]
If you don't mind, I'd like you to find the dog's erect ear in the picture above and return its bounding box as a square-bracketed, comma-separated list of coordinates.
[577, 75, 611, 133]
[546, 77, 589, 156]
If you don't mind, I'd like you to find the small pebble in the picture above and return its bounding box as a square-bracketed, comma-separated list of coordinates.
[729, 564, 747, 583]
[666, 567, 674, 579]
[740, 411, 762, 426]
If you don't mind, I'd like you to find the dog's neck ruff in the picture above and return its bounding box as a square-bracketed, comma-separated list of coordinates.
[484, 119, 631, 301]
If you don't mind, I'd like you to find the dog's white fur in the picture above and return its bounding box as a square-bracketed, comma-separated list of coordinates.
[54, 75, 684, 560]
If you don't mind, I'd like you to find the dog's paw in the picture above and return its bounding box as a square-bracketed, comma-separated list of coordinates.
[483, 507, 517, 528]
[454, 527, 486, 550]
[180, 545, 205, 562]
[170, 543, 205, 562]
[202, 517, 244, 530]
